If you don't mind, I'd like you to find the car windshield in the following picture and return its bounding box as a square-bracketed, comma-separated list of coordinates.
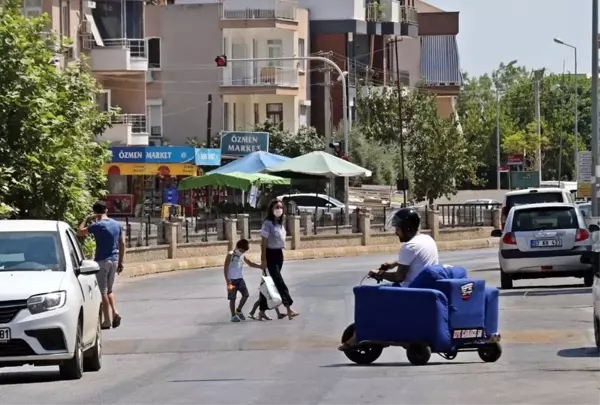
[506, 192, 564, 209]
[0, 231, 63, 272]
[512, 207, 579, 232]
[322, 196, 344, 206]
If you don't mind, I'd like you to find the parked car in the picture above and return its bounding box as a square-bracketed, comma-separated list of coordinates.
[277, 194, 357, 220]
[593, 258, 600, 348]
[578, 201, 591, 218]
[491, 203, 593, 289]
[0, 220, 103, 379]
[501, 188, 574, 229]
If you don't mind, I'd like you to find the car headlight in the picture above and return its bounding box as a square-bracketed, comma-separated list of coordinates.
[27, 291, 67, 315]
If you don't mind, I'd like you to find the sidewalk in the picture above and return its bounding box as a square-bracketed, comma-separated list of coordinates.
[123, 237, 499, 278]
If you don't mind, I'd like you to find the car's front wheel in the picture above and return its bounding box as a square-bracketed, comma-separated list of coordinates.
[60, 321, 84, 380]
[84, 310, 103, 372]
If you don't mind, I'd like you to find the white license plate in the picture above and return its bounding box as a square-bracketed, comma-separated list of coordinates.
[531, 239, 562, 248]
[0, 327, 10, 342]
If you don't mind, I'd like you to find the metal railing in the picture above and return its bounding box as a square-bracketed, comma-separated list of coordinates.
[221, 0, 297, 21]
[401, 6, 418, 23]
[221, 61, 299, 87]
[437, 204, 501, 228]
[94, 38, 147, 59]
[366, 2, 381, 21]
[111, 114, 147, 134]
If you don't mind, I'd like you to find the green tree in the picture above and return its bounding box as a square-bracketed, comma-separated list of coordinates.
[0, 0, 112, 224]
[253, 121, 325, 157]
[355, 85, 481, 204]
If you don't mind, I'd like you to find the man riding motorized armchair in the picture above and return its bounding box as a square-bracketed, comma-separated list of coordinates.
[338, 208, 440, 351]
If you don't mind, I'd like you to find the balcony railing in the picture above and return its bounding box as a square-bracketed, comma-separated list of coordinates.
[401, 6, 418, 24]
[365, 2, 381, 22]
[111, 114, 147, 133]
[100, 39, 147, 59]
[221, 0, 297, 21]
[221, 61, 299, 87]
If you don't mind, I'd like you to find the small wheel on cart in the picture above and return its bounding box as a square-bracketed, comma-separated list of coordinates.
[440, 349, 457, 360]
[340, 323, 383, 365]
[406, 343, 432, 366]
[478, 343, 502, 363]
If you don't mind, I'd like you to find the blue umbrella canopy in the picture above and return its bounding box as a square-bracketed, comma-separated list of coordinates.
[206, 151, 289, 174]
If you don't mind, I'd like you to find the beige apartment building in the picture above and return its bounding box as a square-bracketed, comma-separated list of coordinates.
[145, 0, 311, 146]
[19, 0, 151, 146]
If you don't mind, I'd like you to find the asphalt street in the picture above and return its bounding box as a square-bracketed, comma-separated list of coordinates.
[0, 249, 598, 404]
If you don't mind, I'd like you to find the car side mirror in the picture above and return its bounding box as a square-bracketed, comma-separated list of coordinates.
[490, 229, 502, 238]
[589, 224, 600, 233]
[79, 259, 100, 275]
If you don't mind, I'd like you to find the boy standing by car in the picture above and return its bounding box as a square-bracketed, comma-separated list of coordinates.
[224, 239, 262, 322]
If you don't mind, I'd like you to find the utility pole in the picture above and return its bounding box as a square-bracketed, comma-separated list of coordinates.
[206, 94, 212, 148]
[322, 54, 335, 198]
[592, 0, 599, 217]
[534, 78, 542, 184]
[495, 89, 501, 189]
[393, 38, 406, 206]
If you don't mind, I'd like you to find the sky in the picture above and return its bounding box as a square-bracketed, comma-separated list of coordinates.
[427, 0, 593, 77]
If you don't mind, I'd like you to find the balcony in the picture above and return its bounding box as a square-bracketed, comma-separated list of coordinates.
[220, 61, 300, 95]
[380, 2, 418, 37]
[100, 114, 149, 146]
[220, 0, 299, 30]
[89, 39, 148, 74]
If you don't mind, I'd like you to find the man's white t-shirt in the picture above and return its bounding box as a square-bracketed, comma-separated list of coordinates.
[397, 233, 439, 286]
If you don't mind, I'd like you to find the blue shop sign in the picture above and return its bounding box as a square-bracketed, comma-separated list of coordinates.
[110, 146, 196, 164]
[220, 132, 269, 157]
[195, 148, 221, 166]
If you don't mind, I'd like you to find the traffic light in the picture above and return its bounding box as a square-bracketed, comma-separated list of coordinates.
[215, 55, 227, 67]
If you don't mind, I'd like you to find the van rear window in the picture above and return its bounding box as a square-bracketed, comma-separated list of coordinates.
[506, 192, 564, 209]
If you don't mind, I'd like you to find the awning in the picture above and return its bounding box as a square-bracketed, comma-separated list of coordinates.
[104, 163, 198, 176]
[178, 172, 290, 191]
[84, 13, 104, 47]
[420, 35, 462, 86]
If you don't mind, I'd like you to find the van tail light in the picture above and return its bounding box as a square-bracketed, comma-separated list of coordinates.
[502, 232, 517, 245]
[576, 228, 590, 242]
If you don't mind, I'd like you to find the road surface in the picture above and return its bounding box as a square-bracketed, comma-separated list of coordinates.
[0, 249, 598, 404]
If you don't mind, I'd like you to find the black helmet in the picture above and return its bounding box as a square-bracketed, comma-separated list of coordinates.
[391, 208, 421, 234]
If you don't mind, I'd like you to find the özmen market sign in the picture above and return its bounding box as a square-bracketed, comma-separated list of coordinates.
[220, 132, 269, 157]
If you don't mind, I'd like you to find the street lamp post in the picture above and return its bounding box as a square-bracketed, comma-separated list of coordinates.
[553, 38, 578, 180]
[495, 60, 517, 190]
[226, 56, 351, 224]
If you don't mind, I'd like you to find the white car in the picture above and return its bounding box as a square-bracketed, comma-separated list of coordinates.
[278, 194, 357, 219]
[0, 220, 103, 379]
[491, 203, 593, 289]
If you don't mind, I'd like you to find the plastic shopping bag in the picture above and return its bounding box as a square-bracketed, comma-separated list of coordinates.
[259, 275, 282, 309]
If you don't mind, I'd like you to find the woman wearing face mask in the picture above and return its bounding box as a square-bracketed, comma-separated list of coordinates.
[252, 199, 299, 321]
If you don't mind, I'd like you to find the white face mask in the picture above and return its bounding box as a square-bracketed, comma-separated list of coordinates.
[273, 208, 283, 218]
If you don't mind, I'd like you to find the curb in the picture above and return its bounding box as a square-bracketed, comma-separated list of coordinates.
[123, 238, 499, 279]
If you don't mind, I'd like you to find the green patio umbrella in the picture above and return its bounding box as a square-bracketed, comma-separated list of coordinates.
[264, 151, 372, 178]
[178, 171, 290, 191]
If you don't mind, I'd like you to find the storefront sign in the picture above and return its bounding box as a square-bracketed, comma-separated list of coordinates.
[104, 163, 198, 176]
[220, 132, 269, 157]
[109, 146, 196, 164]
[195, 148, 222, 166]
[106, 194, 135, 215]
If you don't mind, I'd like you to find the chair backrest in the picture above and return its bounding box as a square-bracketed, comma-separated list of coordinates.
[408, 265, 468, 290]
